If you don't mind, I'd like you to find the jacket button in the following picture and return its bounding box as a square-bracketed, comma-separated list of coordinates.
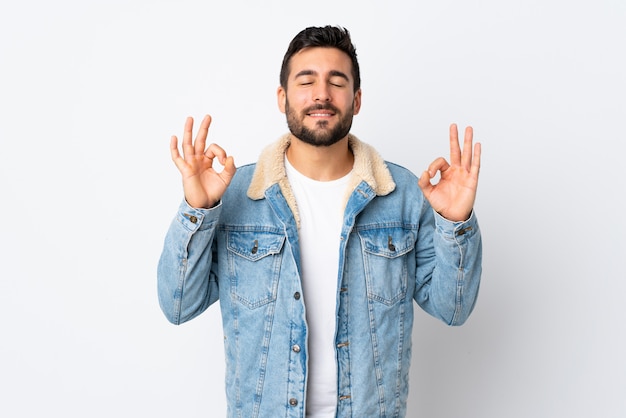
[289, 398, 298, 406]
[294, 292, 301, 300]
[292, 344, 301, 353]
[184, 213, 198, 224]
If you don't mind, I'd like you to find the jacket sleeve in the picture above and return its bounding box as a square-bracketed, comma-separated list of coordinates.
[157, 199, 221, 325]
[413, 204, 482, 326]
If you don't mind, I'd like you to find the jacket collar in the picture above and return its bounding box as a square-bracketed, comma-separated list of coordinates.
[247, 133, 396, 225]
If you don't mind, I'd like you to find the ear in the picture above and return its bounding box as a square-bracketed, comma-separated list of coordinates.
[353, 89, 362, 115]
[277, 86, 286, 114]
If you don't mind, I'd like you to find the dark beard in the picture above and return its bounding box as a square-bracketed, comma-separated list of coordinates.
[285, 100, 354, 147]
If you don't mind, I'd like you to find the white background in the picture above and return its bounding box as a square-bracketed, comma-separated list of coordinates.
[1, 0, 625, 416]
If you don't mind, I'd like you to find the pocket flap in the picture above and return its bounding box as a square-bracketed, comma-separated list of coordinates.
[227, 230, 285, 261]
[360, 227, 415, 258]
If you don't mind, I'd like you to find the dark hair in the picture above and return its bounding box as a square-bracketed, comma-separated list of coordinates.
[279, 26, 361, 93]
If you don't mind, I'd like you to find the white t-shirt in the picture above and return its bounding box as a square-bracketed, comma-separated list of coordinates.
[285, 157, 351, 418]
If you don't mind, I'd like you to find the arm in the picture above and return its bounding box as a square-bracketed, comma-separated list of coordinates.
[414, 205, 482, 325]
[414, 124, 483, 324]
[157, 200, 222, 324]
[157, 115, 236, 324]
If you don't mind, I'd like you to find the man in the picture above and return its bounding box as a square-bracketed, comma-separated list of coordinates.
[158, 26, 482, 418]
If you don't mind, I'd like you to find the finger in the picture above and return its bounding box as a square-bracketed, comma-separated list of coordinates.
[471, 142, 481, 177]
[427, 157, 450, 178]
[170, 135, 188, 173]
[204, 142, 229, 164]
[194, 114, 212, 155]
[461, 126, 474, 170]
[170, 135, 181, 161]
[181, 116, 195, 160]
[449, 124, 461, 166]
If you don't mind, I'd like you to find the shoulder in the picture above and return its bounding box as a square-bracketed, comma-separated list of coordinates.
[384, 161, 420, 186]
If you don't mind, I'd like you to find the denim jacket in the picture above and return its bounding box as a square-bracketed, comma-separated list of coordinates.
[158, 134, 482, 418]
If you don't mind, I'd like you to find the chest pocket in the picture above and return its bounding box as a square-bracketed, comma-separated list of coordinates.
[226, 229, 286, 309]
[359, 227, 415, 306]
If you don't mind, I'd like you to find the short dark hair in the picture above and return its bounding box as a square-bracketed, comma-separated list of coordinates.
[279, 26, 361, 93]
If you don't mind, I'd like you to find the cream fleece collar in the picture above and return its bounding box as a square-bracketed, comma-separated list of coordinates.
[247, 133, 396, 227]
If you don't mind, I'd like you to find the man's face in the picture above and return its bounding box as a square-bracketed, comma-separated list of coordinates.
[278, 47, 361, 147]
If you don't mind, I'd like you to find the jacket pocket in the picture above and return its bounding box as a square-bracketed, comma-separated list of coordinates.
[358, 227, 415, 306]
[226, 229, 286, 309]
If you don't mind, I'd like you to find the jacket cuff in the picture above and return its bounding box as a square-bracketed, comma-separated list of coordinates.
[433, 209, 479, 240]
[175, 198, 222, 231]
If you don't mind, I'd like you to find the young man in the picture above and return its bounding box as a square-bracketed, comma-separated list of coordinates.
[158, 26, 482, 418]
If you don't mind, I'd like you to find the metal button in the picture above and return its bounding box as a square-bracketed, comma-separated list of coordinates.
[292, 344, 301, 353]
[294, 292, 301, 300]
[456, 226, 473, 236]
[184, 213, 198, 224]
[289, 398, 298, 406]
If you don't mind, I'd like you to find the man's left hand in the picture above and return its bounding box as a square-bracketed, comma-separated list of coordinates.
[418, 124, 481, 222]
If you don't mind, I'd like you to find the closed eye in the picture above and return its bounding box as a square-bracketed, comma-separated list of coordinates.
[329, 71, 349, 87]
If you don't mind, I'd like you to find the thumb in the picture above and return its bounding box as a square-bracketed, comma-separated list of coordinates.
[220, 156, 237, 184]
[418, 170, 433, 196]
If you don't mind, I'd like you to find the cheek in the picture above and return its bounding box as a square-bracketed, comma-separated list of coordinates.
[289, 91, 309, 106]
[286, 97, 309, 117]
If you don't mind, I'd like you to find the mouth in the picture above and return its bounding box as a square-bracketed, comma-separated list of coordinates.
[307, 112, 335, 118]
[306, 106, 337, 118]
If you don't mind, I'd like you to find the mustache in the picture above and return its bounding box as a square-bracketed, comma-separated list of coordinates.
[304, 103, 341, 113]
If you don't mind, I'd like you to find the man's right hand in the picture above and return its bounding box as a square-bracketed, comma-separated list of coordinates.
[170, 115, 236, 209]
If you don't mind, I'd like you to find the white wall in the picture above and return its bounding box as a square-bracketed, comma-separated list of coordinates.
[1, 0, 624, 416]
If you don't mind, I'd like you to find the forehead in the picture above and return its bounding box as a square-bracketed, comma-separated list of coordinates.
[288, 47, 353, 79]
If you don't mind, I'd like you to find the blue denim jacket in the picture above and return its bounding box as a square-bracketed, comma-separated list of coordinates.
[158, 135, 482, 418]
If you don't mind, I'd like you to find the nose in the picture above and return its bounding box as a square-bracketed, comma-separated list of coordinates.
[313, 83, 331, 102]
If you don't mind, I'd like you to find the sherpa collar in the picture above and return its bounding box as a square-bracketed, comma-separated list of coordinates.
[247, 133, 396, 226]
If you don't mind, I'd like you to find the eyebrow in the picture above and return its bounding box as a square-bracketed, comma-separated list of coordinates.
[294, 69, 350, 81]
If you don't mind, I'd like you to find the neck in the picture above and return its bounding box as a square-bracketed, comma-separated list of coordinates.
[286, 135, 354, 181]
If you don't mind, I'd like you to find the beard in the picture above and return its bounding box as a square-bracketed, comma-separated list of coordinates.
[285, 99, 354, 147]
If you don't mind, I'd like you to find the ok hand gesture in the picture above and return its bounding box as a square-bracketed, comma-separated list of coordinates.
[170, 115, 236, 209]
[418, 124, 481, 222]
